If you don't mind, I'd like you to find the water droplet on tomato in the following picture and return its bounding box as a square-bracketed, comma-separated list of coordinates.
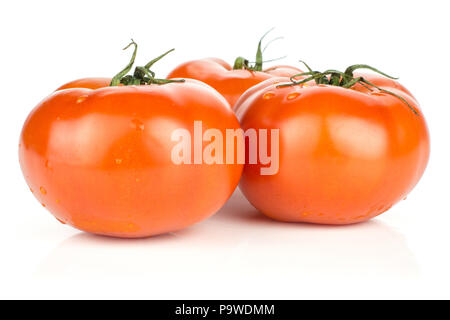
[287, 92, 300, 100]
[131, 119, 145, 131]
[76, 95, 88, 103]
[263, 92, 275, 100]
[40, 186, 47, 195]
[45, 160, 52, 170]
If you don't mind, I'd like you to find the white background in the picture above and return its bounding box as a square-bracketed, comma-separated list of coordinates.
[1, 0, 449, 299]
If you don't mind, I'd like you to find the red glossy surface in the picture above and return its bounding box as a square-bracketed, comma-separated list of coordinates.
[20, 80, 243, 237]
[235, 74, 430, 224]
[167, 58, 302, 108]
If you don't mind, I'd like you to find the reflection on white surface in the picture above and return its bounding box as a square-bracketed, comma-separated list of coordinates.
[35, 189, 419, 284]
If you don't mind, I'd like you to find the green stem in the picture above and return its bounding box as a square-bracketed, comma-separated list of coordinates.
[361, 78, 419, 115]
[145, 48, 175, 70]
[233, 57, 249, 70]
[233, 28, 285, 71]
[248, 56, 287, 64]
[263, 37, 283, 53]
[278, 62, 419, 116]
[110, 40, 138, 86]
[254, 27, 275, 71]
[110, 40, 184, 86]
[344, 64, 398, 79]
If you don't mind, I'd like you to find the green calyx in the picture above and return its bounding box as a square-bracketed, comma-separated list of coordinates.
[278, 62, 419, 116]
[232, 28, 286, 72]
[110, 39, 184, 86]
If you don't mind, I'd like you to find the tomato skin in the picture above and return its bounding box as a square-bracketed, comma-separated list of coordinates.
[236, 74, 430, 224]
[20, 80, 243, 238]
[56, 77, 112, 90]
[264, 65, 303, 77]
[233, 77, 293, 114]
[167, 58, 302, 108]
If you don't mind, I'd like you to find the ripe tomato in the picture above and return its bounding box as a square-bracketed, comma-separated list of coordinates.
[233, 77, 293, 114]
[235, 65, 430, 225]
[167, 30, 302, 108]
[19, 41, 243, 238]
[167, 59, 301, 108]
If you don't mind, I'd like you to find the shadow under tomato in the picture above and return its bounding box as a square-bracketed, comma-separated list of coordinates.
[64, 229, 178, 245]
[34, 189, 419, 288]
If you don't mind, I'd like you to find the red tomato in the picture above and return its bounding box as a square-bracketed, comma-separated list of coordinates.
[167, 30, 302, 108]
[167, 58, 301, 108]
[19, 42, 243, 238]
[20, 80, 242, 238]
[235, 66, 430, 225]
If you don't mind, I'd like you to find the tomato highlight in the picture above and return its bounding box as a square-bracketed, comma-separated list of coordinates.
[235, 63, 430, 225]
[19, 41, 243, 238]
